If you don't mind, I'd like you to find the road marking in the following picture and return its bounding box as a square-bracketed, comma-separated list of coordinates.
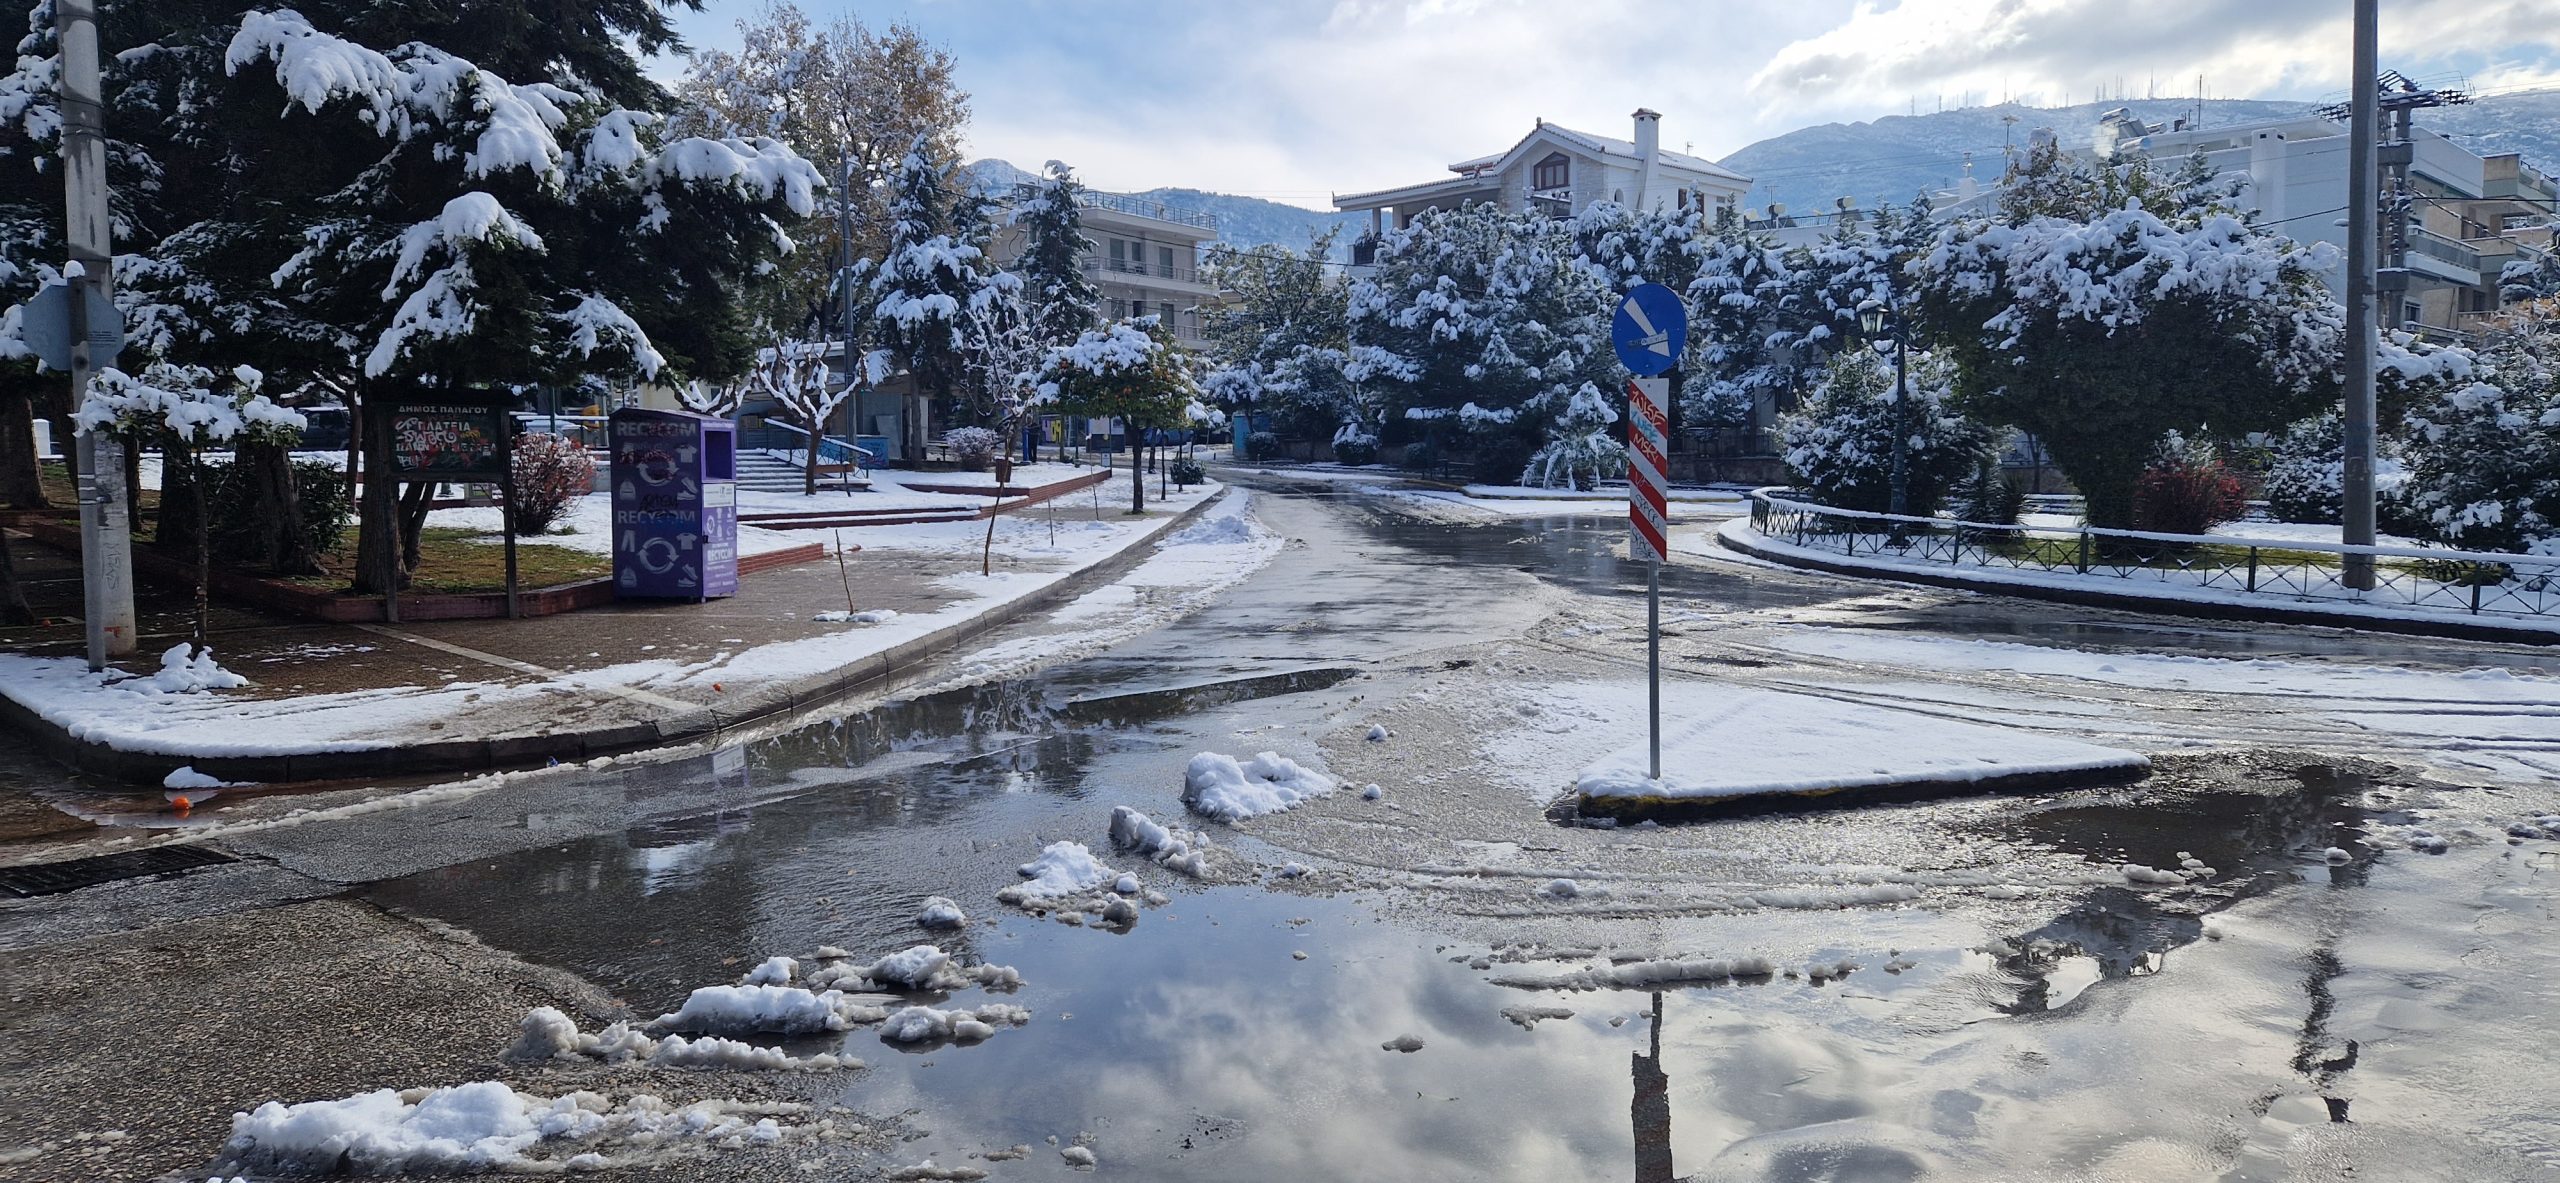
[350, 623, 700, 713]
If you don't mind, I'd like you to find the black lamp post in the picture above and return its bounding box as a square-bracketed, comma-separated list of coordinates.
[1858, 300, 1912, 521]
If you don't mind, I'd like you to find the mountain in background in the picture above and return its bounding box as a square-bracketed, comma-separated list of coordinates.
[964, 159, 1360, 257]
[1716, 90, 2560, 216]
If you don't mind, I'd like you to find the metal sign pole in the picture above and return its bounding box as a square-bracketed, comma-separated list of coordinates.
[57, 0, 133, 668]
[1648, 557, 1660, 780]
[1611, 283, 1685, 787]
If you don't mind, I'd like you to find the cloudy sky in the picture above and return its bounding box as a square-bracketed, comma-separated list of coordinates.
[659, 0, 2560, 209]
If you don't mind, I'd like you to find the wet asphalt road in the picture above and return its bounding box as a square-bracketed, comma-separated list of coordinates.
[4, 473, 2558, 1183]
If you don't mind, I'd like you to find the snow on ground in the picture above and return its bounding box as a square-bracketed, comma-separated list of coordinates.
[1379, 487, 1745, 524]
[1183, 751, 1339, 821]
[1769, 629, 2560, 781]
[428, 492, 811, 559]
[215, 1081, 807, 1176]
[930, 490, 1284, 684]
[510, 1007, 855, 1073]
[2015, 511, 2421, 548]
[1479, 679, 2147, 803]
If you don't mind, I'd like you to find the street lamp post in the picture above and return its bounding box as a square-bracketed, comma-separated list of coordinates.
[1858, 302, 1911, 522]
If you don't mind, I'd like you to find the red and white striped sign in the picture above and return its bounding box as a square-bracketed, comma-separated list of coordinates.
[1626, 377, 1669, 564]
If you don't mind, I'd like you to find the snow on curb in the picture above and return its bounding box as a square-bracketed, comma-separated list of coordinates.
[1489, 680, 2148, 810]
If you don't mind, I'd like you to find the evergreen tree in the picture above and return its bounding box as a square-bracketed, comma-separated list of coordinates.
[1346, 202, 1613, 483]
[1011, 160, 1097, 354]
[1200, 233, 1354, 446]
[1779, 349, 1994, 515]
[1572, 200, 1704, 440]
[2400, 303, 2560, 554]
[1684, 210, 1809, 446]
[865, 134, 1009, 454]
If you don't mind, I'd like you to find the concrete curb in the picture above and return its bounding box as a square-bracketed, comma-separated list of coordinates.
[1717, 521, 2560, 647]
[9, 488, 1234, 787]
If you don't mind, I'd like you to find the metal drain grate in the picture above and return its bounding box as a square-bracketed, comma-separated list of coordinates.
[0, 844, 238, 898]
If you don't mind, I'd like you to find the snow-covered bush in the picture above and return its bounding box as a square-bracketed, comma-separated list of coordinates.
[944, 426, 1001, 471]
[1779, 350, 1992, 515]
[1911, 144, 2341, 528]
[1521, 383, 1626, 491]
[1245, 432, 1283, 462]
[2131, 438, 2247, 535]
[507, 433, 596, 537]
[1170, 458, 1205, 487]
[1330, 436, 1377, 467]
[2400, 306, 2560, 554]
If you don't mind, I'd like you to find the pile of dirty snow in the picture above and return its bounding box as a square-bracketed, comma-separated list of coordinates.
[216, 1081, 807, 1175]
[1183, 751, 1337, 822]
[998, 841, 1120, 904]
[1109, 805, 1212, 876]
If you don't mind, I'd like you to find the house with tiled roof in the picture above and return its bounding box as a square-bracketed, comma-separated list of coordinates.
[1333, 110, 1752, 256]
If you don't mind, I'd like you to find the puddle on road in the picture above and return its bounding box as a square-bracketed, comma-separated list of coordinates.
[360, 677, 2480, 1180]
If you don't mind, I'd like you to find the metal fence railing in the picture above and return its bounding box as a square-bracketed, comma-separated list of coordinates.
[1746, 488, 2560, 627]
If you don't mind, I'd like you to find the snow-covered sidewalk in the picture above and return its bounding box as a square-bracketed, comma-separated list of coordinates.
[0, 477, 1273, 779]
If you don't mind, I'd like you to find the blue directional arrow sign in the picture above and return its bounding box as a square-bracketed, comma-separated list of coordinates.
[1610, 283, 1687, 377]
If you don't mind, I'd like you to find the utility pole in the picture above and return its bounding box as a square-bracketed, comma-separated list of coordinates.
[57, 0, 134, 668]
[2340, 0, 2379, 590]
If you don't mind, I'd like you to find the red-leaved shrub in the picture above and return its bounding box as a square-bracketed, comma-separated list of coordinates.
[2132, 452, 2247, 535]
[508, 432, 597, 536]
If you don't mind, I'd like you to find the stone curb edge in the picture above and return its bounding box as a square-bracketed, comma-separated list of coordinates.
[3, 487, 1232, 787]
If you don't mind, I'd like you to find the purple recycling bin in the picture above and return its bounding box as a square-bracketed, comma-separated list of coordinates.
[609, 408, 738, 601]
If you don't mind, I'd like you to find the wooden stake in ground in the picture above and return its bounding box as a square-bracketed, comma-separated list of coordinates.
[982, 447, 1012, 578]
[833, 528, 856, 615]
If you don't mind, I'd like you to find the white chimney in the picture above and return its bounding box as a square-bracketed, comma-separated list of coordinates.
[1632, 108, 1662, 211]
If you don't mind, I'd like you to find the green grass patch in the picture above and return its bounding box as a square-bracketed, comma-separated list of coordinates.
[284, 526, 607, 594]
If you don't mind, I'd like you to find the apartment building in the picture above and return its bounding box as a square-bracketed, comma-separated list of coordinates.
[1334, 109, 1754, 260]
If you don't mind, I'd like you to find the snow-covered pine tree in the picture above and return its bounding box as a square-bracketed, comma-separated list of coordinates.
[25, 3, 823, 593]
[865, 133, 1011, 458]
[1684, 210, 1808, 447]
[1011, 160, 1098, 355]
[1200, 234, 1356, 449]
[2400, 302, 2560, 555]
[1346, 202, 1612, 484]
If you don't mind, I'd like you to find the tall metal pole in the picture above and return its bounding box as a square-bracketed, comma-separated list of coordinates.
[1647, 560, 1660, 782]
[2341, 0, 2380, 590]
[1888, 327, 1911, 518]
[57, 0, 134, 669]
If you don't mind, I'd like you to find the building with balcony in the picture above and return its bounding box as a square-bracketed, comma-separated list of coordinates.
[987, 189, 1220, 349]
[1333, 109, 1753, 260]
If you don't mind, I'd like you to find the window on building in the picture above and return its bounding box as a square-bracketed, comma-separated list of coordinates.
[1532, 152, 1569, 191]
[1108, 240, 1127, 271]
[1159, 301, 1176, 327]
[1159, 246, 1176, 277]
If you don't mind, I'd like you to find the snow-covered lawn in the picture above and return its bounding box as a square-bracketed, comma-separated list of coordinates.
[1482, 679, 2148, 805]
[428, 492, 813, 558]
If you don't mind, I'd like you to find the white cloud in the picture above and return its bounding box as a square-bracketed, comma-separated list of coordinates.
[663, 1, 2558, 210]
